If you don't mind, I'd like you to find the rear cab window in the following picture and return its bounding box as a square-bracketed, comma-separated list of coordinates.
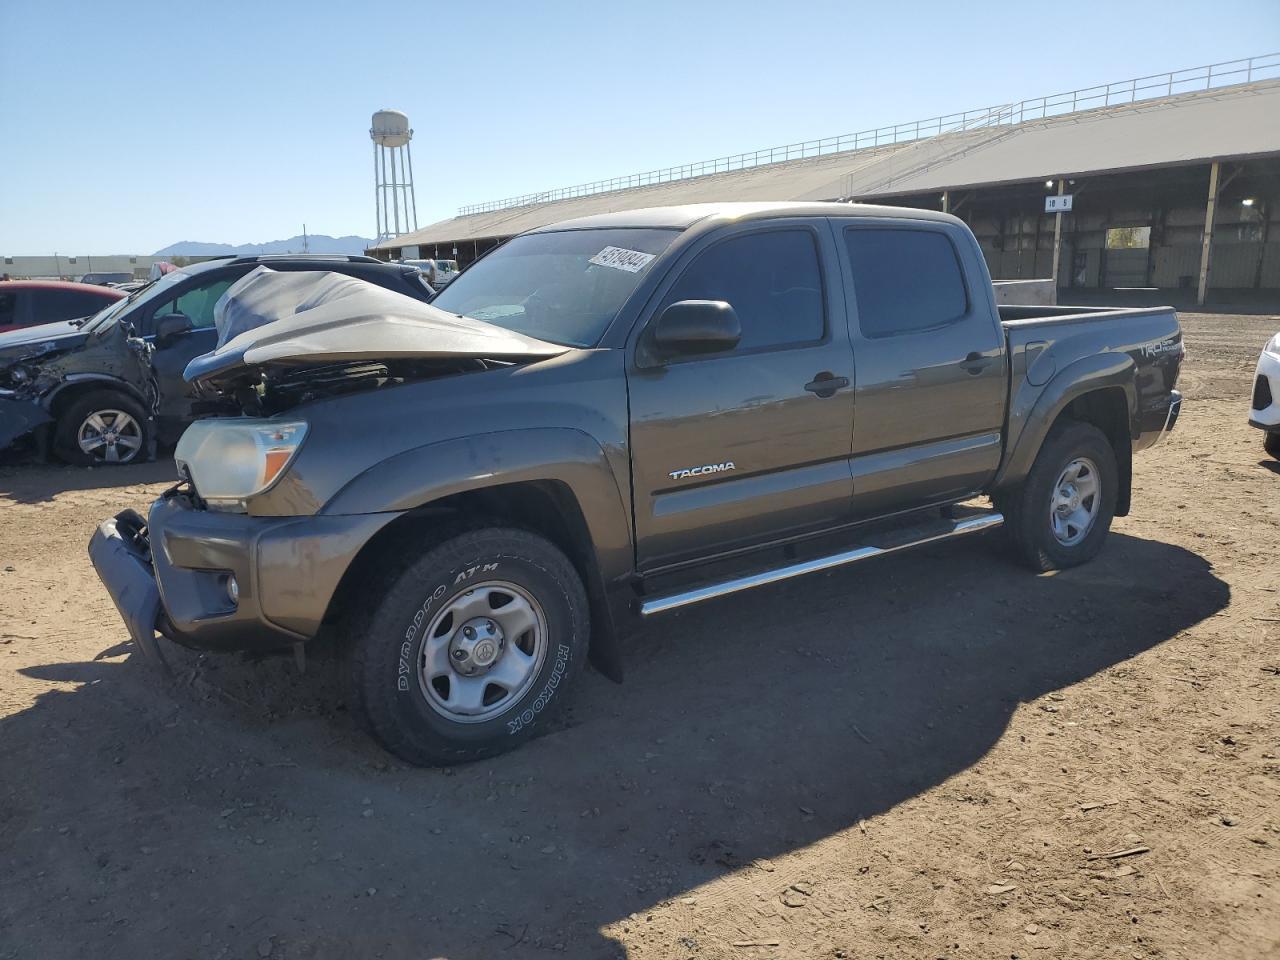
[843, 227, 968, 338]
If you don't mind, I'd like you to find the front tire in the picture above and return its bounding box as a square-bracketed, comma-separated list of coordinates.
[55, 390, 148, 466]
[996, 420, 1118, 572]
[350, 527, 589, 766]
[1265, 431, 1280, 460]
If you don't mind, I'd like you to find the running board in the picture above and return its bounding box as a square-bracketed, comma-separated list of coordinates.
[639, 511, 1004, 617]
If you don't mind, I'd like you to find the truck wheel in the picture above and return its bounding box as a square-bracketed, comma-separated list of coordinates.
[350, 527, 589, 766]
[997, 420, 1117, 572]
[55, 390, 149, 466]
[1265, 431, 1280, 460]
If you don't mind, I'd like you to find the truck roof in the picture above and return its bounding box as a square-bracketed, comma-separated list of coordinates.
[528, 201, 960, 234]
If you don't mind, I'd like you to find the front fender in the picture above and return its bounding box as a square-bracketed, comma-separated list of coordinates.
[323, 429, 631, 572]
[995, 351, 1136, 488]
[323, 428, 636, 679]
[43, 373, 151, 411]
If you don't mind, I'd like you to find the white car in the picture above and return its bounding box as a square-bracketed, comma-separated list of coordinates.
[401, 259, 459, 290]
[1249, 332, 1280, 459]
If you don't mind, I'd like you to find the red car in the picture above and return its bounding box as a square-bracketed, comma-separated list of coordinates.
[0, 280, 126, 333]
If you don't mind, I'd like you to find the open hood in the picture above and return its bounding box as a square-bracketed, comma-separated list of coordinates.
[184, 266, 566, 386]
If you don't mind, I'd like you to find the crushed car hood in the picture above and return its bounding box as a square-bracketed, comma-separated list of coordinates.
[185, 266, 566, 386]
[0, 319, 89, 361]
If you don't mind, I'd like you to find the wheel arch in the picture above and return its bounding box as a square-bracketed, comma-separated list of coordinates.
[320, 430, 635, 681]
[44, 375, 150, 419]
[996, 353, 1136, 515]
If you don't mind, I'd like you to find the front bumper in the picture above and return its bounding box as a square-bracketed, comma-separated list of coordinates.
[89, 495, 400, 656]
[1249, 347, 1280, 431]
[0, 395, 52, 452]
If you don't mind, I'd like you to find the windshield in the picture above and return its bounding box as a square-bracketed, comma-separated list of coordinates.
[81, 269, 188, 331]
[430, 228, 679, 347]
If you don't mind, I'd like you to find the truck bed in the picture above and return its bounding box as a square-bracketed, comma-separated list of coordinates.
[993, 302, 1183, 493]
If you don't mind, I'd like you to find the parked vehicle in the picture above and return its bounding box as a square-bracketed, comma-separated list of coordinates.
[0, 280, 124, 333]
[0, 255, 434, 464]
[402, 258, 458, 288]
[79, 272, 134, 286]
[1248, 331, 1280, 458]
[89, 202, 1184, 765]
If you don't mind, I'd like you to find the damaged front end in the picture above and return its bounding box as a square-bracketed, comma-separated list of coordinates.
[184, 266, 566, 417]
[0, 321, 159, 458]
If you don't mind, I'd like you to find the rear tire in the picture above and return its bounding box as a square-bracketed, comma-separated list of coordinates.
[996, 420, 1117, 572]
[54, 390, 149, 466]
[350, 527, 589, 766]
[1265, 431, 1280, 460]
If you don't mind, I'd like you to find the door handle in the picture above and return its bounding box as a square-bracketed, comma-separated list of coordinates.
[960, 351, 991, 375]
[804, 372, 850, 398]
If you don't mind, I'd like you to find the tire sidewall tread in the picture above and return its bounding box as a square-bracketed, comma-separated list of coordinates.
[54, 389, 149, 466]
[350, 527, 588, 766]
[1264, 431, 1280, 460]
[1003, 420, 1118, 572]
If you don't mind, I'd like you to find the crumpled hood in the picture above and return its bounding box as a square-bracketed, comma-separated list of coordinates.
[0, 319, 88, 362]
[185, 266, 566, 385]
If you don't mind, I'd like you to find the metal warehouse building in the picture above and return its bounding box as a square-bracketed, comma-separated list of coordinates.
[372, 55, 1280, 306]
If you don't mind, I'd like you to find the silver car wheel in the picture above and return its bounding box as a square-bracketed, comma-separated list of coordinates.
[418, 581, 548, 724]
[1050, 456, 1100, 547]
[77, 409, 143, 464]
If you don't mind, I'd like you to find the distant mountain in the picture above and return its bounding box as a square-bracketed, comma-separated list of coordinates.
[154, 234, 375, 257]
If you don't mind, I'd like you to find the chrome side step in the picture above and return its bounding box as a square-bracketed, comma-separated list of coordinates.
[639, 512, 1004, 617]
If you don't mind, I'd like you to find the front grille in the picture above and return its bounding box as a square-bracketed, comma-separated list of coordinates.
[1253, 374, 1273, 411]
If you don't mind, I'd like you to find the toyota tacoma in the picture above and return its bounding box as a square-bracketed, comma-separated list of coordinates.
[89, 202, 1184, 765]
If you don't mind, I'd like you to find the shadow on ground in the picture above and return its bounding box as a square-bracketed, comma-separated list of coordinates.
[0, 458, 174, 503]
[0, 532, 1228, 959]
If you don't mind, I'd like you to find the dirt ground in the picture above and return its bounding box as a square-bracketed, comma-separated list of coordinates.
[1, 311, 1278, 960]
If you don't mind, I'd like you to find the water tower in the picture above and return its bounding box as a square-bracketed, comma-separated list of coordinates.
[370, 109, 419, 245]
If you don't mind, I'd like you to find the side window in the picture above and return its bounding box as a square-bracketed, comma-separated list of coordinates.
[0, 292, 17, 327]
[158, 278, 235, 329]
[664, 229, 824, 352]
[29, 289, 102, 325]
[69, 291, 110, 318]
[844, 228, 967, 338]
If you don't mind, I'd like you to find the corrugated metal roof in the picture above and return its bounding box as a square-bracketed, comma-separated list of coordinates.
[374, 80, 1280, 250]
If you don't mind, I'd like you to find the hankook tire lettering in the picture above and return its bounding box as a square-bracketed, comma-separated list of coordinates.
[507, 643, 571, 735]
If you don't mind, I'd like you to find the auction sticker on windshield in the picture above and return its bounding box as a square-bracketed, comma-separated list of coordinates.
[588, 246, 656, 273]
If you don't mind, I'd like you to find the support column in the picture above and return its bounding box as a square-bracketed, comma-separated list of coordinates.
[1197, 160, 1220, 306]
[941, 191, 950, 214]
[1051, 179, 1065, 286]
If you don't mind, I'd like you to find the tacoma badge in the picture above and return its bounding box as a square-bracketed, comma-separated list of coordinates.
[669, 461, 736, 481]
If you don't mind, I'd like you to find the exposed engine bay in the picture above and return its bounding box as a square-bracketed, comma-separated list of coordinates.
[191, 356, 504, 417]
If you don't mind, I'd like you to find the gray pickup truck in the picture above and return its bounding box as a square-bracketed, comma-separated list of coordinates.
[90, 202, 1184, 765]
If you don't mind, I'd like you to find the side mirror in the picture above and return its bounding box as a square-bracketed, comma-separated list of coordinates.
[651, 300, 741, 358]
[154, 313, 193, 346]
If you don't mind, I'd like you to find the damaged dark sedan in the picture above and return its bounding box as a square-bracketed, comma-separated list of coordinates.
[0, 254, 434, 465]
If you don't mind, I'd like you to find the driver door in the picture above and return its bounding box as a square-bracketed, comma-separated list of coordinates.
[627, 222, 856, 571]
[145, 273, 237, 427]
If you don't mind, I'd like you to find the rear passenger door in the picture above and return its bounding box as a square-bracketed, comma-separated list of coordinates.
[837, 220, 1006, 517]
[627, 221, 856, 571]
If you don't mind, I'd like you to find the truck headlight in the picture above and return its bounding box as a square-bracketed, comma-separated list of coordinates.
[174, 419, 308, 512]
[1268, 333, 1280, 356]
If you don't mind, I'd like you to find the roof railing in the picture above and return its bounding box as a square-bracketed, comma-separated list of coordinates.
[456, 53, 1279, 217]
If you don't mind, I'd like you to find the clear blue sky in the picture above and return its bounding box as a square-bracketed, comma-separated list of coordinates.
[1, 0, 1277, 254]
